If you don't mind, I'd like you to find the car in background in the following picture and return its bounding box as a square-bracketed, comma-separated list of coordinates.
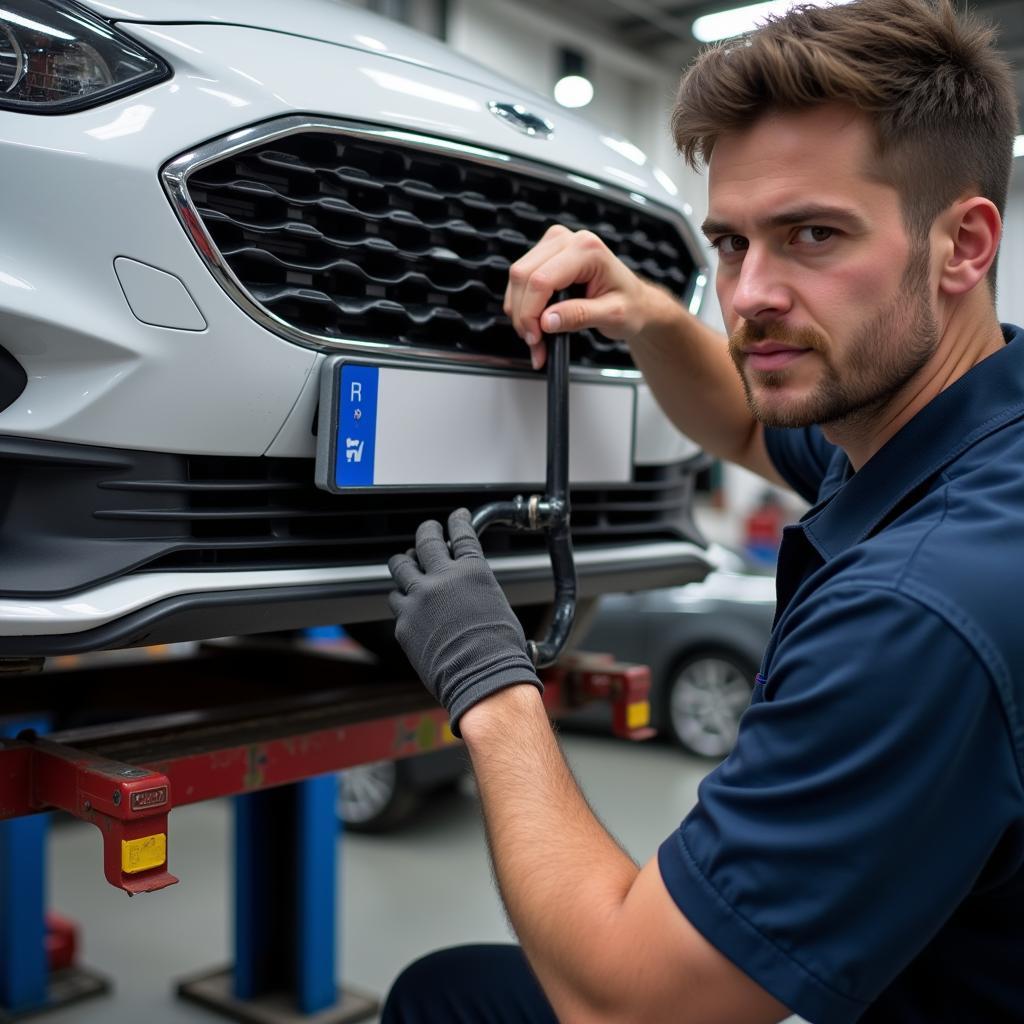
[573, 562, 775, 758]
[0, 0, 711, 661]
[338, 748, 468, 834]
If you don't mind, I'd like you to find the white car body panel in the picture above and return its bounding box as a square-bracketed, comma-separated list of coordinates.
[0, 20, 690, 456]
[84, 0, 549, 97]
[0, 1, 711, 653]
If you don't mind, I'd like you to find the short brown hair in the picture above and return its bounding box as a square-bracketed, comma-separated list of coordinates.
[672, 0, 1018, 277]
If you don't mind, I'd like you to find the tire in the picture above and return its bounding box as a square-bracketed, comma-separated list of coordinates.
[662, 649, 757, 759]
[337, 759, 421, 833]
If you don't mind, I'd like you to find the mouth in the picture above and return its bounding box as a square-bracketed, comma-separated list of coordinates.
[742, 345, 811, 373]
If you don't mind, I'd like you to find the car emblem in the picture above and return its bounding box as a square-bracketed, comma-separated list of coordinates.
[488, 101, 554, 139]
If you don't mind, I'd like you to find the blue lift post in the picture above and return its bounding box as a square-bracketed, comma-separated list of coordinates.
[0, 715, 109, 1021]
[178, 774, 378, 1024]
[0, 716, 47, 1016]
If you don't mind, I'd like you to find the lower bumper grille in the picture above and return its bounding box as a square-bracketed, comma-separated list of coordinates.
[0, 437, 703, 598]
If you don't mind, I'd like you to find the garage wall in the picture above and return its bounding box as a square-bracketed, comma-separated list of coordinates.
[448, 0, 666, 153]
[445, 0, 705, 205]
[346, 0, 447, 38]
[997, 165, 1024, 326]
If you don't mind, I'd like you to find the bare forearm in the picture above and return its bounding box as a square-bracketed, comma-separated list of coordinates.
[460, 685, 640, 1019]
[457, 687, 791, 1024]
[629, 282, 778, 479]
[388, 500, 793, 1024]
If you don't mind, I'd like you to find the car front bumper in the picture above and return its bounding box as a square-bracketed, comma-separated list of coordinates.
[0, 539, 712, 656]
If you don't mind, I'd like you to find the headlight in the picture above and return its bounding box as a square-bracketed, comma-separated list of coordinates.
[0, 0, 169, 113]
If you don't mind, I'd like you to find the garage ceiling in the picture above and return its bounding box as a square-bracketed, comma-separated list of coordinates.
[519, 0, 1024, 121]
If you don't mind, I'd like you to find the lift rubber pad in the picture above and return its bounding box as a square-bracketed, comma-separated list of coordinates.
[0, 967, 112, 1023]
[314, 356, 635, 492]
[177, 966, 378, 1024]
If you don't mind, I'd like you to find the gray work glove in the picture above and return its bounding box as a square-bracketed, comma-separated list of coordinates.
[387, 508, 543, 736]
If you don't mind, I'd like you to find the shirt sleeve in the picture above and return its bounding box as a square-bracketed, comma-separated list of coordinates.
[763, 425, 836, 504]
[657, 582, 1020, 1024]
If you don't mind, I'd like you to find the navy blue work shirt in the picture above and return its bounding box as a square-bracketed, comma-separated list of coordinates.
[659, 325, 1024, 1023]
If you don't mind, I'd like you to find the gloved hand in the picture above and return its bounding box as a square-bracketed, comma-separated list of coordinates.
[388, 508, 543, 736]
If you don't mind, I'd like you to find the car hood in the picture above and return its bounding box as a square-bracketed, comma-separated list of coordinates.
[82, 0, 692, 212]
[82, 0, 535, 97]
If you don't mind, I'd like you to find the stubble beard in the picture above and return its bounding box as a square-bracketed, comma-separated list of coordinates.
[729, 246, 940, 431]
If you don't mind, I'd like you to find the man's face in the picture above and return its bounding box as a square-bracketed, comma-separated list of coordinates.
[705, 105, 940, 430]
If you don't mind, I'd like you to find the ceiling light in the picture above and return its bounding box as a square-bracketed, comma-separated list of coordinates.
[554, 47, 593, 109]
[554, 75, 593, 108]
[692, 0, 853, 43]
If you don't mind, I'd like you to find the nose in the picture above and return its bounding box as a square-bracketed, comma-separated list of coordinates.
[727, 246, 792, 324]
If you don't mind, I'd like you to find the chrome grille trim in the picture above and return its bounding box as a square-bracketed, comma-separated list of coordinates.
[161, 116, 708, 382]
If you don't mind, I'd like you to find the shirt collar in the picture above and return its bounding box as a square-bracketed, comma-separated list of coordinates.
[801, 324, 1024, 561]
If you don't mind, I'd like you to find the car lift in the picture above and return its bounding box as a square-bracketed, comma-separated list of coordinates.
[0, 641, 653, 1022]
[0, 319, 660, 1022]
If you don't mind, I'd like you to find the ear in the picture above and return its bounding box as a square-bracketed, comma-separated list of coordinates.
[937, 197, 1002, 297]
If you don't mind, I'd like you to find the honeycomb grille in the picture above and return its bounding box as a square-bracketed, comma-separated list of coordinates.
[184, 129, 699, 368]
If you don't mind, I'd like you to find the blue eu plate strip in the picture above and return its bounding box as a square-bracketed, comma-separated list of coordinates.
[335, 364, 378, 487]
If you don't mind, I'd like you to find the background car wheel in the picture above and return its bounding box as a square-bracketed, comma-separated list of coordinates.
[338, 760, 420, 833]
[663, 649, 757, 758]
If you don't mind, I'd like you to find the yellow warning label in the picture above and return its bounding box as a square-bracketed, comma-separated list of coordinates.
[121, 834, 167, 874]
[626, 701, 650, 730]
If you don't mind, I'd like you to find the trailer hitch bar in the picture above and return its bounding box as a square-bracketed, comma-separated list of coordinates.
[471, 311, 576, 669]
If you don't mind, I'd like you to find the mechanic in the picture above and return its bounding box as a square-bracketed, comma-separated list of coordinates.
[382, 0, 1024, 1020]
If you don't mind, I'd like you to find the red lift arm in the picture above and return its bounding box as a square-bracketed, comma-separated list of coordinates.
[0, 645, 653, 894]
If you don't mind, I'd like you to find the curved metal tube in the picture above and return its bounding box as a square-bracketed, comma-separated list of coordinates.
[470, 496, 530, 534]
[531, 506, 576, 667]
[471, 321, 576, 668]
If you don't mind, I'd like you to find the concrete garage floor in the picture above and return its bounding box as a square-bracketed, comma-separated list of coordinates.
[42, 732, 804, 1024]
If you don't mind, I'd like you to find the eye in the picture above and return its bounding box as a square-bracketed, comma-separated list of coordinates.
[712, 234, 749, 256]
[794, 226, 835, 245]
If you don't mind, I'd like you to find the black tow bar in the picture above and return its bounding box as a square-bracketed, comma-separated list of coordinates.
[470, 318, 576, 669]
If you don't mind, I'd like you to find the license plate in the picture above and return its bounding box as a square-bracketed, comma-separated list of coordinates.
[314, 357, 635, 493]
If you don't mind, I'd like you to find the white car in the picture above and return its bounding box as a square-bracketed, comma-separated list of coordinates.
[0, 0, 711, 658]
